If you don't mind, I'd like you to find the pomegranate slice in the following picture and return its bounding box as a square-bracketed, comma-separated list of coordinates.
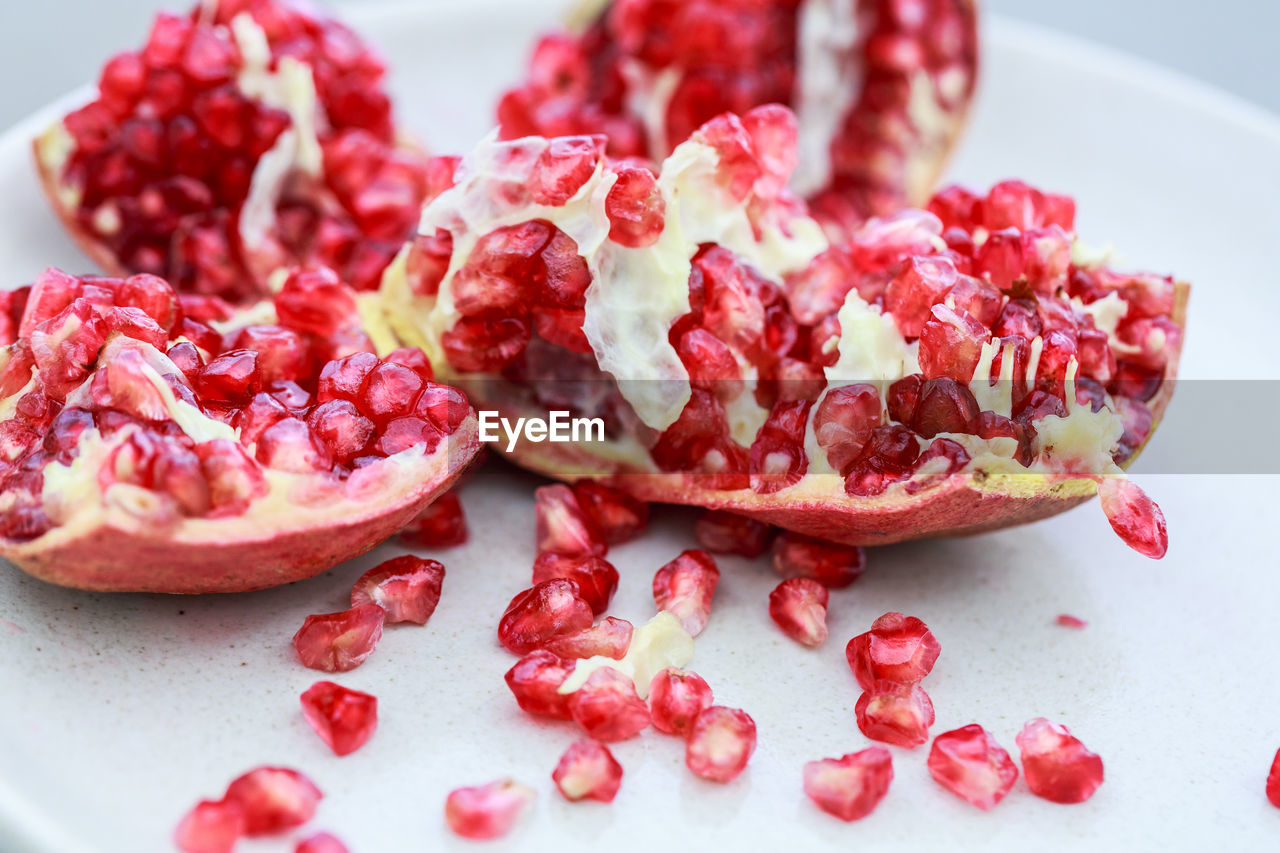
[375, 116, 1185, 556]
[296, 833, 350, 853]
[652, 549, 720, 637]
[34, 0, 427, 300]
[504, 649, 577, 719]
[927, 725, 1018, 810]
[854, 681, 935, 748]
[552, 739, 624, 803]
[768, 577, 829, 647]
[648, 667, 714, 737]
[568, 667, 651, 742]
[399, 491, 468, 547]
[0, 269, 479, 593]
[444, 779, 535, 841]
[293, 603, 385, 672]
[223, 766, 322, 835]
[802, 747, 893, 822]
[350, 555, 445, 624]
[1015, 718, 1105, 804]
[846, 612, 941, 690]
[686, 706, 757, 783]
[174, 799, 245, 853]
[299, 680, 377, 756]
[498, 0, 978, 228]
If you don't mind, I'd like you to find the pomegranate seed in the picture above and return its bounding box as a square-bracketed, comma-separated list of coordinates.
[652, 549, 720, 636]
[771, 532, 866, 589]
[846, 612, 942, 689]
[535, 484, 606, 556]
[648, 668, 713, 737]
[275, 268, 359, 338]
[802, 747, 894, 822]
[568, 668, 651, 742]
[686, 706, 757, 783]
[223, 767, 323, 835]
[292, 603, 385, 672]
[295, 832, 350, 853]
[400, 491, 468, 547]
[693, 510, 775, 557]
[544, 616, 633, 660]
[605, 162, 665, 248]
[1016, 718, 1105, 804]
[300, 681, 378, 757]
[884, 256, 959, 338]
[768, 578, 829, 647]
[174, 799, 245, 853]
[855, 681, 935, 747]
[505, 649, 576, 719]
[1056, 614, 1087, 629]
[927, 725, 1018, 810]
[531, 552, 619, 616]
[1098, 477, 1168, 558]
[813, 383, 883, 474]
[498, 578, 595, 654]
[444, 779, 535, 840]
[1267, 749, 1280, 808]
[552, 740, 624, 803]
[350, 555, 445, 624]
[571, 481, 649, 544]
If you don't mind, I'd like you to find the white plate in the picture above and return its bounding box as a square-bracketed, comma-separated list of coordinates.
[1, 4, 1278, 851]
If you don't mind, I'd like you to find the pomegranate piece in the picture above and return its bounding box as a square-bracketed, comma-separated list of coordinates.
[568, 668, 651, 742]
[694, 510, 775, 558]
[349, 555, 445, 624]
[927, 725, 1018, 810]
[293, 604, 385, 672]
[531, 552, 619, 616]
[1056, 614, 1088, 629]
[846, 612, 942, 690]
[652, 549, 720, 636]
[686, 706, 757, 783]
[544, 616, 633, 660]
[504, 649, 576, 719]
[771, 532, 866, 589]
[498, 578, 595, 654]
[174, 799, 245, 853]
[855, 681, 935, 748]
[1268, 749, 1280, 808]
[571, 480, 650, 544]
[552, 740, 624, 803]
[299, 680, 378, 757]
[768, 578, 829, 648]
[536, 484, 607, 556]
[399, 491, 469, 547]
[1098, 477, 1168, 559]
[223, 766, 322, 836]
[1016, 718, 1105, 804]
[648, 668, 714, 738]
[802, 748, 894, 822]
[444, 779, 535, 841]
[295, 833, 350, 853]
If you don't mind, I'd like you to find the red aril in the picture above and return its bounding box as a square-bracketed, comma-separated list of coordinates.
[1056, 614, 1087, 629]
[802, 747, 893, 822]
[568, 668, 651, 742]
[927, 725, 1018, 810]
[572, 480, 649, 544]
[768, 578, 829, 647]
[531, 552, 619, 616]
[295, 833, 350, 853]
[293, 604, 385, 672]
[1016, 718, 1105, 804]
[652, 549, 720, 636]
[444, 779, 534, 840]
[536, 483, 607, 557]
[174, 799, 245, 853]
[771, 533, 866, 589]
[694, 510, 775, 558]
[648, 668, 714, 737]
[1097, 477, 1168, 559]
[552, 740, 624, 803]
[399, 491, 469, 547]
[299, 681, 378, 757]
[350, 555, 445, 624]
[504, 649, 576, 719]
[846, 612, 942, 690]
[1268, 749, 1280, 808]
[686, 706, 757, 783]
[223, 766, 322, 835]
[498, 578, 595, 654]
[855, 681, 935, 748]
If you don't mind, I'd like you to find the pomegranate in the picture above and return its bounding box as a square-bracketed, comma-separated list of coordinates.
[927, 725, 1018, 810]
[686, 705, 757, 783]
[299, 680, 378, 756]
[34, 0, 427, 301]
[854, 681, 934, 748]
[552, 739, 624, 803]
[497, 0, 978, 228]
[444, 778, 535, 841]
[497, 578, 596, 654]
[349, 555, 445, 624]
[399, 491, 469, 547]
[0, 268, 478, 593]
[1015, 717, 1105, 804]
[648, 667, 714, 737]
[846, 612, 941, 689]
[376, 112, 1185, 557]
[292, 603, 385, 672]
[802, 747, 893, 822]
[768, 577, 829, 647]
[652, 549, 721, 637]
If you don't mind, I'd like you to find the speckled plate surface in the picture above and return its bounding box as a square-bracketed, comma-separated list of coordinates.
[1, 3, 1279, 851]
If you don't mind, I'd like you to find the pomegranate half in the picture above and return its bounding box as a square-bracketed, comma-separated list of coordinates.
[0, 267, 478, 592]
[33, 0, 428, 302]
[373, 106, 1185, 556]
[499, 0, 977, 230]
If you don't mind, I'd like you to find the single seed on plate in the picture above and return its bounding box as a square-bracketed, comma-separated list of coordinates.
[552, 740, 624, 803]
[299, 681, 378, 757]
[444, 779, 535, 840]
[802, 747, 894, 821]
[686, 706, 757, 783]
[927, 725, 1018, 810]
[1015, 718, 1105, 804]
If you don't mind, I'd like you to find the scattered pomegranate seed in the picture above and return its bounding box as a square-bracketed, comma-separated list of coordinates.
[300, 681, 378, 757]
[544, 616, 633, 660]
[767, 577, 829, 647]
[174, 799, 245, 853]
[1098, 477, 1168, 558]
[552, 740, 624, 803]
[571, 481, 649, 544]
[349, 555, 445, 625]
[568, 668, 651, 742]
[855, 681, 935, 748]
[652, 549, 720, 636]
[400, 491, 468, 547]
[694, 510, 775, 557]
[1016, 718, 1105, 804]
[846, 612, 942, 689]
[535, 484, 606, 556]
[927, 725, 1018, 810]
[648, 668, 714, 737]
[444, 778, 535, 841]
[802, 747, 894, 822]
[504, 649, 576, 719]
[686, 706, 757, 783]
[292, 603, 386, 672]
[771, 532, 866, 588]
[223, 767, 323, 836]
[498, 578, 595, 654]
[1267, 749, 1280, 808]
[531, 552, 619, 615]
[1056, 614, 1088, 629]
[295, 832, 350, 853]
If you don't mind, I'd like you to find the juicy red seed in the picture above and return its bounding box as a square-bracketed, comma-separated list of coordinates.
[1267, 749, 1280, 809]
[231, 325, 309, 384]
[504, 649, 576, 719]
[652, 549, 720, 637]
[444, 779, 535, 841]
[552, 740, 624, 803]
[884, 255, 959, 338]
[531, 552, 619, 616]
[846, 612, 942, 689]
[927, 725, 1019, 810]
[694, 510, 775, 558]
[173, 799, 245, 853]
[295, 832, 350, 853]
[543, 616, 633, 660]
[570, 481, 649, 545]
[770, 532, 867, 589]
[686, 706, 756, 783]
[317, 351, 378, 403]
[568, 668, 651, 742]
[813, 383, 883, 474]
[384, 346, 434, 381]
[350, 555, 445, 624]
[196, 350, 260, 403]
[361, 362, 426, 424]
[605, 163, 665, 248]
[1056, 614, 1087, 629]
[648, 667, 714, 738]
[535, 484, 606, 557]
[497, 578, 595, 655]
[802, 747, 894, 822]
[299, 681, 378, 757]
[1097, 478, 1168, 559]
[911, 377, 979, 438]
[441, 313, 531, 373]
[306, 399, 374, 463]
[399, 491, 468, 547]
[274, 267, 358, 338]
[223, 767, 323, 836]
[256, 417, 333, 474]
[530, 135, 604, 205]
[768, 577, 829, 647]
[292, 603, 386, 672]
[855, 681, 935, 748]
[1015, 718, 1105, 804]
